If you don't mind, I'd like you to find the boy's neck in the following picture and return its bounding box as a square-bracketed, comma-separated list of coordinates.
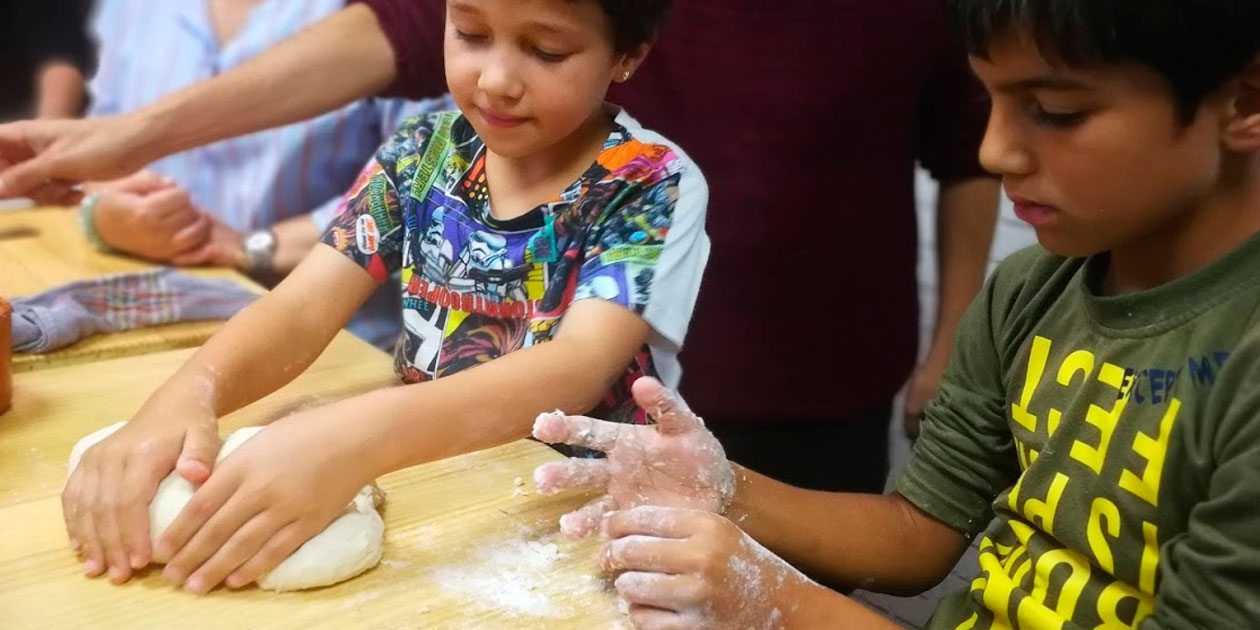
[1104, 157, 1260, 295]
[483, 107, 613, 222]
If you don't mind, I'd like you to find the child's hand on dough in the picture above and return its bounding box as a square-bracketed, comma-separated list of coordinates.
[62, 410, 220, 584]
[156, 412, 377, 594]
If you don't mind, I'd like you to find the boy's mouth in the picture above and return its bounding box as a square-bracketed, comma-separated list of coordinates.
[1008, 193, 1059, 227]
[477, 107, 529, 129]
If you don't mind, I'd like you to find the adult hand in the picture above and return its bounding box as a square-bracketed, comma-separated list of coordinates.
[532, 377, 735, 537]
[92, 176, 211, 261]
[0, 114, 153, 203]
[170, 215, 246, 269]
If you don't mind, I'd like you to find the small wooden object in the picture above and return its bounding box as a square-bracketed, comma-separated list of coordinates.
[0, 297, 10, 413]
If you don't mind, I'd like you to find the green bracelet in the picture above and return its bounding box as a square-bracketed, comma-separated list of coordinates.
[77, 193, 114, 253]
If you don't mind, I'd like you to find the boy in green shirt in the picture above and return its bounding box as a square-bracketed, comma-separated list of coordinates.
[529, 0, 1260, 627]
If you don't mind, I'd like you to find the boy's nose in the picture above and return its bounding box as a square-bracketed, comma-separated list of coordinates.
[978, 108, 1035, 177]
[477, 54, 525, 101]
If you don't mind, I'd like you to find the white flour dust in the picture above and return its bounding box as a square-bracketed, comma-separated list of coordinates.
[428, 534, 607, 619]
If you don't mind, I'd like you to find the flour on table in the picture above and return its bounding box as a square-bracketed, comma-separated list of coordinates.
[67, 421, 386, 592]
[427, 534, 608, 619]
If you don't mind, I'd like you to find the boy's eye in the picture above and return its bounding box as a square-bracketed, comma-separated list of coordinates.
[532, 48, 571, 64]
[1027, 103, 1088, 129]
[455, 30, 488, 44]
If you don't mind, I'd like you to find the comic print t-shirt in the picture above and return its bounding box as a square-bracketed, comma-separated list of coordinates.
[322, 107, 709, 423]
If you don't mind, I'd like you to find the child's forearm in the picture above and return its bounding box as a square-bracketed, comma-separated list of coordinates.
[780, 580, 908, 628]
[729, 467, 971, 595]
[351, 336, 635, 477]
[139, 250, 373, 423]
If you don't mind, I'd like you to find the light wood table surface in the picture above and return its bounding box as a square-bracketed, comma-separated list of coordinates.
[0, 333, 619, 628]
[0, 208, 261, 373]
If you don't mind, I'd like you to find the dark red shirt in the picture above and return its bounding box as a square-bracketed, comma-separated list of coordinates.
[353, 0, 991, 422]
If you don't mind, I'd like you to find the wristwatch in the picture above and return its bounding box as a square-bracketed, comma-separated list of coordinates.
[242, 229, 278, 274]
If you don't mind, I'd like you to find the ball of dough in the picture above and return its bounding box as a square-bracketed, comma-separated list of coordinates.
[67, 422, 386, 592]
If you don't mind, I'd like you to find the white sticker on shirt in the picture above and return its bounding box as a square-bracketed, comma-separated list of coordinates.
[356, 214, 380, 255]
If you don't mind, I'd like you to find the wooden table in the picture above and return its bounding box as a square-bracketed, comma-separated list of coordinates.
[0, 208, 261, 373]
[0, 335, 618, 628]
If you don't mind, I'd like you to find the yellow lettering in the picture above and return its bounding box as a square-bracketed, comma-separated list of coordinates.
[1070, 362, 1129, 474]
[1047, 350, 1096, 436]
[1095, 579, 1155, 630]
[1016, 440, 1030, 471]
[1045, 409, 1064, 440]
[1021, 473, 1070, 536]
[1009, 520, 1037, 545]
[1013, 336, 1053, 433]
[1022, 549, 1092, 626]
[1087, 497, 1122, 574]
[1013, 594, 1067, 630]
[1119, 399, 1180, 507]
[1011, 553, 1034, 589]
[975, 537, 1018, 629]
[954, 613, 980, 630]
[1139, 522, 1159, 596]
[1001, 541, 1029, 573]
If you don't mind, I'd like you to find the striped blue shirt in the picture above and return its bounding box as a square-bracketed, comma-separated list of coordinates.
[87, 0, 454, 348]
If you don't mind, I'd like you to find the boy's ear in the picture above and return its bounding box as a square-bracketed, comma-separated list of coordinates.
[1224, 54, 1260, 152]
[614, 43, 652, 83]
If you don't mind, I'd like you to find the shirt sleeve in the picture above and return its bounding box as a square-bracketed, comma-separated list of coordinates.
[320, 114, 431, 283]
[914, 32, 991, 184]
[86, 0, 126, 117]
[349, 0, 447, 100]
[574, 159, 710, 351]
[1139, 334, 1260, 629]
[895, 253, 1026, 538]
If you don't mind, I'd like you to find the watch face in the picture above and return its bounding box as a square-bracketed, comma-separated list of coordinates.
[246, 231, 276, 251]
[245, 230, 277, 271]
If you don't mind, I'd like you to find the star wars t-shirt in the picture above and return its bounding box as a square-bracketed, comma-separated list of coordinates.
[322, 108, 709, 423]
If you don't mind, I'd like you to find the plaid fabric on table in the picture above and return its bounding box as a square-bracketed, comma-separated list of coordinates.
[10, 269, 258, 353]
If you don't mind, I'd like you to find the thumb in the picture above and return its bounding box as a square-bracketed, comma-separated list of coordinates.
[0, 157, 53, 201]
[175, 423, 221, 484]
[631, 377, 702, 435]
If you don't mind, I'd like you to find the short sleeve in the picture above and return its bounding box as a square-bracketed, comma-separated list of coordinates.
[575, 160, 709, 351]
[321, 114, 432, 283]
[914, 32, 991, 184]
[349, 0, 447, 100]
[1140, 332, 1260, 629]
[895, 256, 1024, 538]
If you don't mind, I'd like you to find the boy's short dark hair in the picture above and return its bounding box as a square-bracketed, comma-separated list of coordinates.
[582, 0, 672, 53]
[948, 0, 1260, 124]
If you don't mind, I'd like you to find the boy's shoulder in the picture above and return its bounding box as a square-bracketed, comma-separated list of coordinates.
[984, 243, 1260, 350]
[610, 107, 707, 188]
[986, 244, 1083, 312]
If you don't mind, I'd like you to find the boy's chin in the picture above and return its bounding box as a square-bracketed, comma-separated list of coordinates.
[1034, 232, 1105, 259]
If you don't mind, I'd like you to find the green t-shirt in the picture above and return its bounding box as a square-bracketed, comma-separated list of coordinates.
[898, 234, 1260, 630]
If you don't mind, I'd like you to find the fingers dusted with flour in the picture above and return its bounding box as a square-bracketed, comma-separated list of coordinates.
[531, 377, 736, 539]
[602, 506, 897, 630]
